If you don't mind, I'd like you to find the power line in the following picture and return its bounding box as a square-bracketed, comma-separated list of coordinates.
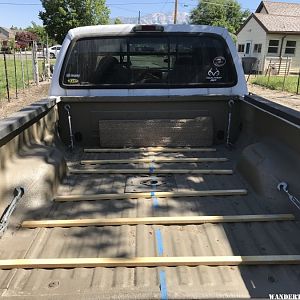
[0, 1, 175, 5]
[108, 1, 174, 5]
[0, 2, 40, 5]
[182, 0, 256, 11]
[112, 5, 139, 13]
[0, 0, 256, 12]
[160, 0, 171, 12]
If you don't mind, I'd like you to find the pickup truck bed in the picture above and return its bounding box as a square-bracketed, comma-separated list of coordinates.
[1, 144, 299, 299]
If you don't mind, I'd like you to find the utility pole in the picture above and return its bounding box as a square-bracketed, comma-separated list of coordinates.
[174, 0, 178, 24]
[138, 11, 141, 24]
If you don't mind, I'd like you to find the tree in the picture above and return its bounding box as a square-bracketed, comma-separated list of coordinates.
[190, 0, 250, 35]
[26, 22, 49, 44]
[10, 26, 20, 31]
[15, 31, 38, 49]
[114, 18, 122, 24]
[39, 0, 110, 44]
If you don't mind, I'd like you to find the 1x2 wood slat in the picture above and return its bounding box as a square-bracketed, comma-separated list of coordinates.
[69, 169, 233, 175]
[54, 189, 248, 202]
[81, 157, 228, 164]
[84, 147, 217, 153]
[21, 214, 295, 228]
[1, 255, 300, 269]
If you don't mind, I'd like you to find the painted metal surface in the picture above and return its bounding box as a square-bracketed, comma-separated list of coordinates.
[49, 24, 247, 97]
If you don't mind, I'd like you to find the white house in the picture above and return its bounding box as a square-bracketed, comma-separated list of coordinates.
[237, 1, 300, 74]
[0, 27, 15, 48]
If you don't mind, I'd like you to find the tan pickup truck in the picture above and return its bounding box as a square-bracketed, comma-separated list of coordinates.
[0, 24, 299, 299]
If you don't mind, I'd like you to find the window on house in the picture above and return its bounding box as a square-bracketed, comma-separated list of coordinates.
[253, 43, 262, 53]
[268, 40, 279, 54]
[238, 44, 245, 53]
[285, 40, 296, 55]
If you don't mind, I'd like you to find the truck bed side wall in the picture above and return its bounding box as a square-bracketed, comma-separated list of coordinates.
[0, 99, 66, 226]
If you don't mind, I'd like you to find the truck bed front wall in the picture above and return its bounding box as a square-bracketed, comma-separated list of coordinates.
[58, 96, 235, 147]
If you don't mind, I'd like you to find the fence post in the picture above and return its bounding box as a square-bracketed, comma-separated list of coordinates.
[3, 53, 10, 102]
[13, 49, 18, 98]
[25, 47, 30, 86]
[267, 66, 271, 85]
[42, 43, 46, 81]
[297, 67, 300, 95]
[282, 57, 289, 91]
[46, 36, 51, 79]
[19, 49, 25, 91]
[32, 41, 39, 85]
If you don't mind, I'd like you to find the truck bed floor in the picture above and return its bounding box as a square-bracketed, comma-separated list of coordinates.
[0, 146, 300, 299]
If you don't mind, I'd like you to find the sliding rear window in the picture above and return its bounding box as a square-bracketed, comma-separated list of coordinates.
[61, 34, 237, 88]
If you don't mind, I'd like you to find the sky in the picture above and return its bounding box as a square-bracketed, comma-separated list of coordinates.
[0, 0, 300, 29]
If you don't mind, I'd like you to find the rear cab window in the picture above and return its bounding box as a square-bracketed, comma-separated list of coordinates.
[60, 33, 237, 88]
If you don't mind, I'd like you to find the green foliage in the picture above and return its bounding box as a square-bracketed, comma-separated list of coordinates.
[251, 75, 300, 94]
[39, 0, 110, 44]
[114, 18, 122, 24]
[8, 39, 16, 50]
[26, 22, 51, 44]
[190, 0, 251, 34]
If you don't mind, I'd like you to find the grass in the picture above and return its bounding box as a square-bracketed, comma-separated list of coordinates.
[0, 54, 53, 100]
[250, 75, 300, 94]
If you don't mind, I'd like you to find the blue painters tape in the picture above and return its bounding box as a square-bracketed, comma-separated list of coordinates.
[155, 229, 164, 256]
[155, 229, 168, 299]
[159, 270, 168, 300]
[151, 189, 159, 208]
[152, 196, 159, 208]
[150, 175, 158, 207]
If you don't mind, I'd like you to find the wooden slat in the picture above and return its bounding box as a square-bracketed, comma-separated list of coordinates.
[55, 189, 248, 202]
[22, 214, 295, 228]
[69, 169, 233, 175]
[1, 255, 300, 269]
[81, 157, 228, 164]
[84, 147, 217, 153]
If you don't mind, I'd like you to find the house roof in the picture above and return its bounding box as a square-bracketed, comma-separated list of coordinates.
[237, 1, 300, 35]
[253, 12, 300, 33]
[0, 27, 12, 34]
[256, 1, 300, 17]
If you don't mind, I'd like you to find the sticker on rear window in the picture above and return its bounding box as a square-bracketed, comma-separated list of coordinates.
[65, 73, 80, 78]
[213, 56, 226, 67]
[67, 78, 79, 84]
[206, 68, 222, 82]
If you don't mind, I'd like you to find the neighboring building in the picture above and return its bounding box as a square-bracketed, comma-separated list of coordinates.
[237, 1, 300, 74]
[0, 27, 15, 49]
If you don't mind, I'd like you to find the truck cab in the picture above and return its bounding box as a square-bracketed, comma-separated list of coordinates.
[51, 24, 247, 97]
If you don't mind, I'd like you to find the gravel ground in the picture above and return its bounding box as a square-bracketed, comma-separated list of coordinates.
[248, 83, 300, 111]
[0, 82, 50, 120]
